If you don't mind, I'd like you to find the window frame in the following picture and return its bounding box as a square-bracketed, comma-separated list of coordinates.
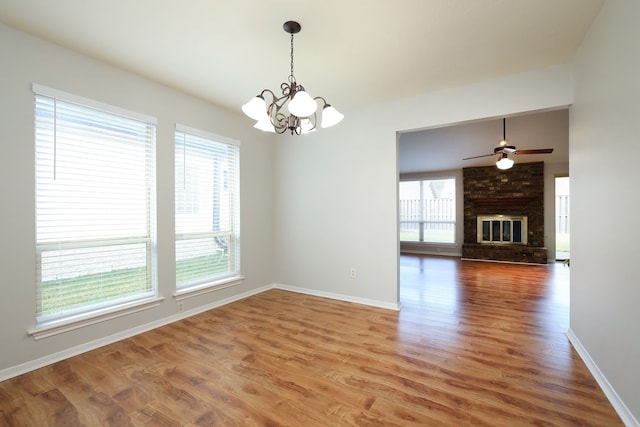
[399, 177, 457, 245]
[29, 84, 162, 339]
[174, 124, 243, 300]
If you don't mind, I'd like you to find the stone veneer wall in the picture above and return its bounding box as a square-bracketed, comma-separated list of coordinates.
[462, 161, 547, 264]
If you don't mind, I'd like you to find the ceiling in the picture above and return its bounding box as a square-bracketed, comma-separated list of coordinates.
[0, 0, 603, 114]
[399, 109, 569, 173]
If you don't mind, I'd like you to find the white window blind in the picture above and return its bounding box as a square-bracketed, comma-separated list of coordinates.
[175, 125, 240, 291]
[34, 85, 157, 324]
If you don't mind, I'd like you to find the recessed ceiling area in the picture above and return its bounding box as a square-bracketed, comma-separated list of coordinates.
[399, 109, 569, 174]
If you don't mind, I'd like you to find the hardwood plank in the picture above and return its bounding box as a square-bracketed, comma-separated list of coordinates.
[0, 256, 623, 426]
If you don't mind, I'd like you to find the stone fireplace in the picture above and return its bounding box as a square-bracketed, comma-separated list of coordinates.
[462, 161, 547, 264]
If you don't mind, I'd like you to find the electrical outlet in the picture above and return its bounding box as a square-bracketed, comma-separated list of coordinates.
[178, 302, 184, 312]
[350, 267, 357, 278]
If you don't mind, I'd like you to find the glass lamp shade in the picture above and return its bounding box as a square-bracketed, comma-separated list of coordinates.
[253, 116, 275, 132]
[300, 118, 316, 134]
[496, 157, 514, 170]
[242, 96, 268, 121]
[288, 90, 317, 117]
[320, 105, 344, 128]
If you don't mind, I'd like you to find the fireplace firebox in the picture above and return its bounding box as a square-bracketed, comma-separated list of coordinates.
[477, 215, 527, 245]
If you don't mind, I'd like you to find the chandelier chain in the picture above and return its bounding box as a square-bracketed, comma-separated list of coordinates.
[289, 33, 295, 83]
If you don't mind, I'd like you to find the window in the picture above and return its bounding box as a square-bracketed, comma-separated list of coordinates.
[555, 176, 570, 260]
[175, 125, 240, 294]
[33, 85, 158, 330]
[399, 178, 456, 244]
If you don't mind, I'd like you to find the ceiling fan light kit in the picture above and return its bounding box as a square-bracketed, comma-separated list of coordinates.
[463, 118, 554, 169]
[496, 154, 514, 170]
[242, 20, 344, 135]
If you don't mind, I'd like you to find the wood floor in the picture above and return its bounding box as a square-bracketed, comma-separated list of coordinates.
[0, 255, 623, 426]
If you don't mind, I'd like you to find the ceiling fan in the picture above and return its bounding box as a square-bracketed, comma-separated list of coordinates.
[463, 118, 554, 169]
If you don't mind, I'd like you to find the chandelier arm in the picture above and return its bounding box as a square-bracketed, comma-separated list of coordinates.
[259, 88, 277, 101]
[280, 82, 292, 97]
[268, 99, 291, 134]
[276, 91, 289, 104]
[271, 92, 291, 112]
[271, 112, 288, 134]
[274, 120, 288, 134]
[308, 112, 318, 132]
[313, 96, 328, 107]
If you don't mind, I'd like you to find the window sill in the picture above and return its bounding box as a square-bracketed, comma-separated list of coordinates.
[28, 296, 165, 340]
[174, 275, 245, 301]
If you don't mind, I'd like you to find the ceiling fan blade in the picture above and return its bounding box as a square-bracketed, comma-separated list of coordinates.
[516, 148, 554, 155]
[463, 153, 496, 160]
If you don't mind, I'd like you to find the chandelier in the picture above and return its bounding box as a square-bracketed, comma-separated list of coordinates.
[242, 21, 344, 135]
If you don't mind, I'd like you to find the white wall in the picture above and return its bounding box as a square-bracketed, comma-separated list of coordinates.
[570, 0, 640, 423]
[0, 24, 275, 374]
[273, 65, 573, 309]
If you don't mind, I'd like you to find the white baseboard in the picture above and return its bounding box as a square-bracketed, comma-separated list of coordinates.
[566, 328, 639, 427]
[273, 283, 401, 311]
[460, 257, 548, 266]
[400, 249, 462, 257]
[0, 284, 272, 382]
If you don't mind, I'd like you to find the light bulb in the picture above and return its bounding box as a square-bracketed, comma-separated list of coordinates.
[253, 116, 275, 132]
[242, 96, 267, 121]
[288, 90, 317, 117]
[496, 157, 514, 170]
[321, 105, 344, 128]
[300, 118, 316, 134]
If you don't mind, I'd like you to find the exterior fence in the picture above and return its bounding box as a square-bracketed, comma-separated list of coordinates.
[556, 195, 570, 234]
[399, 198, 455, 243]
[400, 198, 454, 226]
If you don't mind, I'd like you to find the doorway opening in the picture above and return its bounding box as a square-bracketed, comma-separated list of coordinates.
[555, 176, 570, 261]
